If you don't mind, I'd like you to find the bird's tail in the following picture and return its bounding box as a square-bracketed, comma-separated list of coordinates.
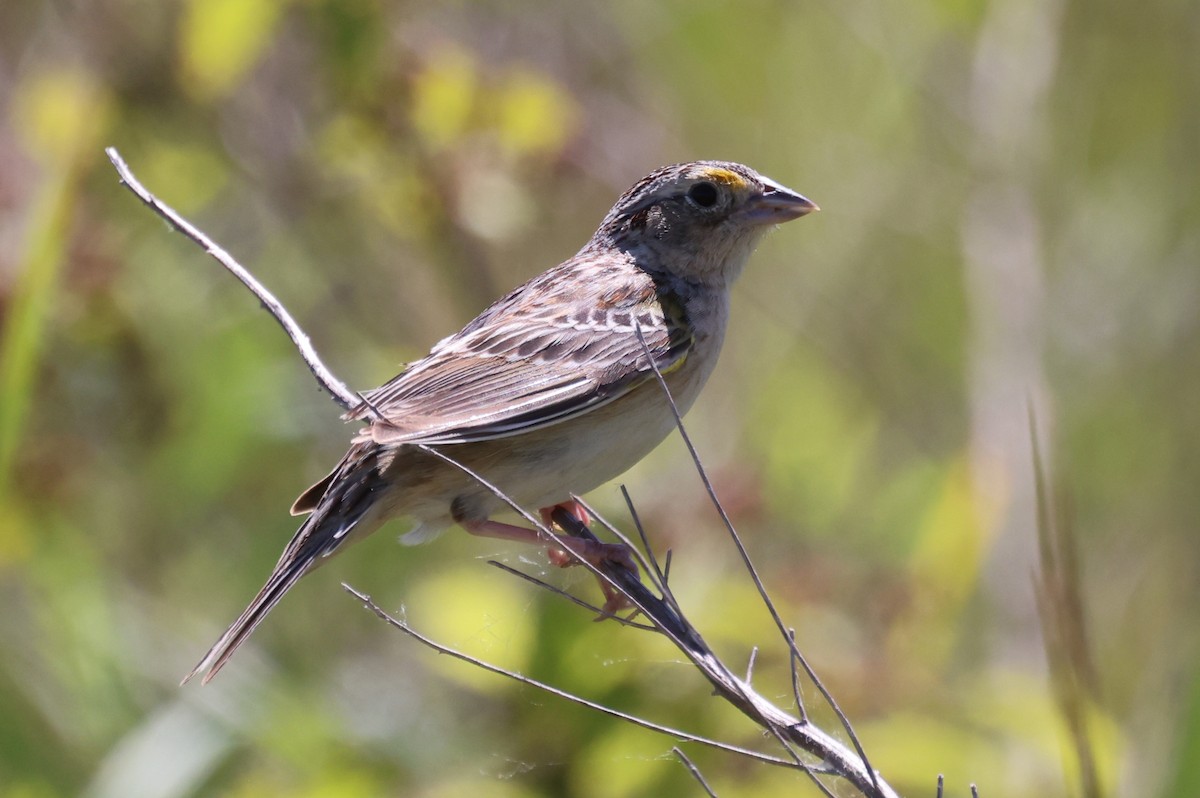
[182, 444, 386, 685]
[181, 546, 314, 685]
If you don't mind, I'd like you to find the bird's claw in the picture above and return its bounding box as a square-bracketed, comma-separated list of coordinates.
[546, 538, 639, 616]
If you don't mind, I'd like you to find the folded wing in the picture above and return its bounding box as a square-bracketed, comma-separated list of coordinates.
[349, 270, 693, 446]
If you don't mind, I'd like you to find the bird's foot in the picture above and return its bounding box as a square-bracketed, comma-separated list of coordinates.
[462, 500, 639, 615]
[541, 501, 638, 615]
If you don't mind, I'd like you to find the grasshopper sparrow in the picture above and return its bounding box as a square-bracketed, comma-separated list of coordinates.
[186, 161, 816, 683]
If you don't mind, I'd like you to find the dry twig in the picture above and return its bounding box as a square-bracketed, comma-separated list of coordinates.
[105, 147, 357, 410]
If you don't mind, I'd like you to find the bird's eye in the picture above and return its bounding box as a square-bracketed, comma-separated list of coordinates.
[687, 181, 720, 208]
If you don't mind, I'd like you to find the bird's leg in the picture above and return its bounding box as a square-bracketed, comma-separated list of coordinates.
[543, 500, 638, 615]
[461, 500, 637, 614]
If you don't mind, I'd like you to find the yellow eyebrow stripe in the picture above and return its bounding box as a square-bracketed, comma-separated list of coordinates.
[700, 167, 749, 190]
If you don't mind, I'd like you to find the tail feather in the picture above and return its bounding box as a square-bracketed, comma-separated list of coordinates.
[183, 444, 387, 685]
[181, 554, 313, 685]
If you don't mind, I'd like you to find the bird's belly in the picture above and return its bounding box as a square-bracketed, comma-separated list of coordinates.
[477, 390, 673, 511]
[515, 391, 679, 503]
[382, 322, 725, 535]
[436, 353, 715, 521]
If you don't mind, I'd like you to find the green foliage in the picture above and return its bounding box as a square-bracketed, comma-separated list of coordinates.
[1, 0, 1197, 795]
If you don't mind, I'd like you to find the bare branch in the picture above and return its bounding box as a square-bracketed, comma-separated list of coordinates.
[486, 560, 658, 632]
[673, 747, 720, 798]
[745, 646, 759, 685]
[415, 454, 897, 797]
[373, 431, 885, 793]
[633, 322, 883, 794]
[620, 485, 675, 599]
[788, 629, 810, 723]
[105, 147, 358, 410]
[415, 445, 640, 617]
[1030, 407, 1104, 798]
[571, 493, 663, 595]
[343, 584, 797, 769]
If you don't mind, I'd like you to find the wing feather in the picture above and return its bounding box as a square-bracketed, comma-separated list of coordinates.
[348, 260, 694, 445]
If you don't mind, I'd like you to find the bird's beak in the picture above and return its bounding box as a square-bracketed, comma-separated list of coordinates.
[740, 180, 819, 225]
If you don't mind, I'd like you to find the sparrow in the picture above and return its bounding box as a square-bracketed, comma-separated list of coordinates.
[185, 160, 816, 684]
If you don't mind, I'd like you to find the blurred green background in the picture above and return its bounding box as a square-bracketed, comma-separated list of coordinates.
[2, 0, 1197, 795]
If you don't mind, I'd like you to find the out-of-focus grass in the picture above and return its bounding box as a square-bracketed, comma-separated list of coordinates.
[0, 1, 1197, 796]
[0, 71, 110, 491]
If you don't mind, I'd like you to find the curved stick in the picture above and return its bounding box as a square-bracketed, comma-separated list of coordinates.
[105, 147, 358, 410]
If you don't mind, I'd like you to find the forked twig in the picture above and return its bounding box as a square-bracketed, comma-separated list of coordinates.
[110, 148, 901, 797]
[344, 584, 796, 769]
[633, 322, 882, 794]
[486, 560, 658, 632]
[412, 399, 893, 795]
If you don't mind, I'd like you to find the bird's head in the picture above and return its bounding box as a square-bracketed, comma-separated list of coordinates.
[587, 161, 817, 285]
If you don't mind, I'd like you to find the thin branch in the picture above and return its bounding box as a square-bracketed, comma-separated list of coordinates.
[404, 444, 860, 793]
[486, 560, 658, 632]
[354, 390, 389, 423]
[105, 147, 358, 410]
[788, 629, 810, 723]
[791, 642, 869, 775]
[507, 494, 886, 798]
[620, 485, 674, 598]
[745, 647, 759, 685]
[633, 322, 882, 794]
[673, 747, 720, 798]
[1030, 407, 1104, 798]
[415, 445, 641, 618]
[571, 493, 663, 594]
[343, 584, 796, 769]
